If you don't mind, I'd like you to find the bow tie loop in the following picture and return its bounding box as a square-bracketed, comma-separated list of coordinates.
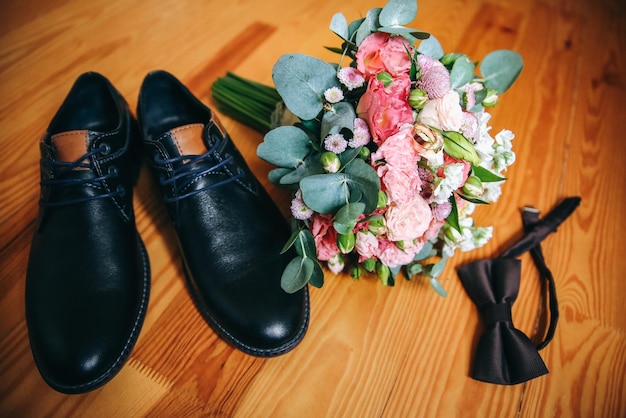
[482, 302, 512, 325]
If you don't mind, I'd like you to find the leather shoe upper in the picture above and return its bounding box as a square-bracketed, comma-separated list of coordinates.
[26, 72, 150, 394]
[137, 70, 308, 356]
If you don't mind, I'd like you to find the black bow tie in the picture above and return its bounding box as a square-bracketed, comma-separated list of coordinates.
[457, 197, 581, 385]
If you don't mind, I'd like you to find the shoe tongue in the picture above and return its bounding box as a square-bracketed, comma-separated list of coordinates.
[50, 130, 90, 169]
[169, 123, 208, 157]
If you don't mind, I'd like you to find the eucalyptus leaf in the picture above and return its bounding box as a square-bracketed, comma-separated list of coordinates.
[417, 35, 444, 60]
[355, 8, 382, 45]
[309, 261, 325, 288]
[413, 241, 436, 260]
[388, 266, 400, 284]
[300, 173, 349, 213]
[268, 167, 293, 184]
[339, 146, 362, 167]
[333, 222, 354, 235]
[407, 263, 423, 276]
[330, 12, 349, 40]
[450, 55, 475, 89]
[281, 256, 314, 293]
[344, 159, 381, 213]
[480, 50, 523, 94]
[377, 26, 429, 42]
[273, 54, 341, 120]
[300, 159, 379, 213]
[430, 257, 447, 278]
[280, 229, 300, 254]
[429, 277, 448, 297]
[348, 17, 366, 41]
[278, 156, 324, 185]
[379, 0, 417, 27]
[335, 202, 366, 224]
[258, 126, 311, 168]
[321, 102, 356, 139]
[295, 229, 317, 258]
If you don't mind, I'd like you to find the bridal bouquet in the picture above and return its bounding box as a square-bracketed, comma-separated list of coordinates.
[212, 0, 523, 295]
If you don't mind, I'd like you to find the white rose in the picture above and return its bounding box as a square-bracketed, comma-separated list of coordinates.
[437, 91, 464, 131]
[416, 91, 464, 132]
[416, 99, 441, 129]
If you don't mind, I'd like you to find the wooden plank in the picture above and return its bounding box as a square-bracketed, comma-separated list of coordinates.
[0, 0, 625, 416]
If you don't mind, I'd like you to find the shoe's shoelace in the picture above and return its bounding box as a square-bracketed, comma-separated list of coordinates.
[154, 138, 245, 203]
[39, 144, 123, 207]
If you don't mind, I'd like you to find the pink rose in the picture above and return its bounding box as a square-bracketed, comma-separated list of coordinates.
[310, 213, 339, 261]
[370, 123, 420, 168]
[356, 32, 412, 78]
[357, 76, 413, 143]
[422, 217, 445, 241]
[355, 230, 379, 261]
[385, 196, 433, 242]
[376, 239, 417, 268]
[377, 165, 421, 204]
[370, 124, 422, 203]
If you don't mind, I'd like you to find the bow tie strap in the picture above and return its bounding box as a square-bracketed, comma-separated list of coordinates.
[499, 197, 581, 259]
[521, 206, 559, 350]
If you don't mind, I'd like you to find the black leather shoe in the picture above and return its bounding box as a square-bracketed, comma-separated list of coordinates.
[26, 72, 150, 394]
[137, 70, 309, 357]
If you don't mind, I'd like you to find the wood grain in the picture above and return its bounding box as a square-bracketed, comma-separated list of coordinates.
[1, 0, 625, 416]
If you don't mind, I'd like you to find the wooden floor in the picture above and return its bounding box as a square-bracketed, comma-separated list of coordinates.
[1, 0, 625, 416]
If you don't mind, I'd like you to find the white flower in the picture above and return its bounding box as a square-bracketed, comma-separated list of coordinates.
[324, 87, 344, 103]
[473, 111, 496, 162]
[432, 163, 466, 204]
[327, 254, 345, 274]
[483, 181, 504, 203]
[441, 216, 492, 256]
[416, 91, 464, 132]
[493, 129, 516, 172]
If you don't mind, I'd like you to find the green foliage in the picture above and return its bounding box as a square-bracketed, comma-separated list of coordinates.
[272, 54, 340, 120]
[472, 165, 507, 182]
[299, 158, 380, 214]
[442, 131, 481, 165]
[417, 35, 444, 59]
[257, 126, 310, 168]
[280, 229, 324, 293]
[449, 55, 475, 89]
[480, 50, 524, 94]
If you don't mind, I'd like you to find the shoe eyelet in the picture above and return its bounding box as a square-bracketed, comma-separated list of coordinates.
[116, 184, 126, 197]
[100, 143, 111, 156]
[108, 165, 119, 177]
